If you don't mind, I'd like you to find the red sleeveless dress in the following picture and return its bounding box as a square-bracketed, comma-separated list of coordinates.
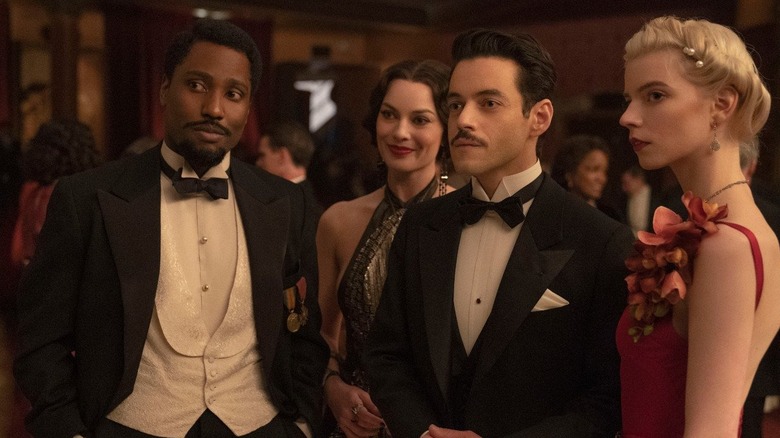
[617, 220, 765, 438]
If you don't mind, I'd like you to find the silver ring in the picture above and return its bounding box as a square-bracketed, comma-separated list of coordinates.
[351, 404, 362, 415]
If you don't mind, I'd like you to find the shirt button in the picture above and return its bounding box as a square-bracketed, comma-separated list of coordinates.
[208, 356, 215, 363]
[202, 284, 210, 291]
[210, 384, 217, 391]
[210, 370, 217, 377]
[200, 236, 208, 244]
[208, 398, 215, 405]
[476, 298, 482, 304]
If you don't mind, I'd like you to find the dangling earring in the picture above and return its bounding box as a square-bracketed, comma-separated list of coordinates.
[438, 143, 449, 197]
[710, 122, 721, 152]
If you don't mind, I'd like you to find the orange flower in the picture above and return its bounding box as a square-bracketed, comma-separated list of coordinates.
[624, 191, 727, 342]
[683, 191, 727, 233]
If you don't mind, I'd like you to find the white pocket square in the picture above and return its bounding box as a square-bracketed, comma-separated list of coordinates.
[532, 289, 569, 312]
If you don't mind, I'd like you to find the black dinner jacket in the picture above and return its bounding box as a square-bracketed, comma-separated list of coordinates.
[13, 146, 328, 437]
[365, 173, 634, 438]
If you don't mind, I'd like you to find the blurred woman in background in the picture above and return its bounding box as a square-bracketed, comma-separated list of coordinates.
[551, 134, 623, 221]
[11, 119, 101, 268]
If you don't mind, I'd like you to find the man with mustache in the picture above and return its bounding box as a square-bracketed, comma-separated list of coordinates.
[365, 28, 633, 437]
[14, 19, 327, 437]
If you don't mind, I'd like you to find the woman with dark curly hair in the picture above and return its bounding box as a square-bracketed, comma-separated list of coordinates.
[551, 134, 623, 222]
[11, 119, 101, 267]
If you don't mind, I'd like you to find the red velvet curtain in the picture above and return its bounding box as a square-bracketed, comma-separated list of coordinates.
[103, 5, 272, 159]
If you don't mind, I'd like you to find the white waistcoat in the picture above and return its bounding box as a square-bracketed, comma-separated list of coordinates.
[107, 197, 278, 437]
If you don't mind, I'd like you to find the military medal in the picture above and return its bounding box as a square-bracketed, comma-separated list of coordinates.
[296, 277, 308, 325]
[299, 302, 309, 325]
[286, 312, 301, 333]
[284, 285, 300, 333]
[284, 276, 310, 333]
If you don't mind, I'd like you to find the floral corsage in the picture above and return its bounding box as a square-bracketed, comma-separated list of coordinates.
[624, 192, 728, 342]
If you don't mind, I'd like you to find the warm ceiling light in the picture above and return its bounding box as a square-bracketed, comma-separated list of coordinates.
[192, 8, 232, 20]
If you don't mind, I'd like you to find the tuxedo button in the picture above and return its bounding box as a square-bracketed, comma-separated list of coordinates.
[200, 236, 208, 244]
[202, 284, 210, 291]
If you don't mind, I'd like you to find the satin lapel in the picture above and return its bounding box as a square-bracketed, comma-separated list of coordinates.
[96, 148, 162, 398]
[472, 177, 574, 384]
[231, 161, 289, 376]
[421, 188, 468, 399]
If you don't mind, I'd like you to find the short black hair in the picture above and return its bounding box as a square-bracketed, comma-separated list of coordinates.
[363, 59, 451, 151]
[164, 18, 262, 94]
[451, 28, 556, 115]
[23, 119, 102, 185]
[263, 120, 315, 168]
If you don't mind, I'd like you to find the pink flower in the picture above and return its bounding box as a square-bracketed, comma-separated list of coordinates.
[659, 270, 686, 304]
[637, 206, 692, 246]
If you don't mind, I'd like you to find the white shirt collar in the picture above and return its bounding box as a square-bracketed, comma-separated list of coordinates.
[470, 160, 543, 202]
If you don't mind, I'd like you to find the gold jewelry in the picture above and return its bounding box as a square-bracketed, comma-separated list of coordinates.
[351, 404, 363, 422]
[438, 143, 449, 197]
[710, 122, 721, 152]
[438, 170, 448, 197]
[322, 368, 340, 387]
[705, 180, 748, 203]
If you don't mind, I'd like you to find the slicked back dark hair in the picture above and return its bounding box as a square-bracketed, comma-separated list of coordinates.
[363, 59, 451, 152]
[164, 18, 262, 94]
[451, 28, 556, 115]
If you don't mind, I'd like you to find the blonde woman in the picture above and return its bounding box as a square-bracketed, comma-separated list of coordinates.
[619, 16, 780, 437]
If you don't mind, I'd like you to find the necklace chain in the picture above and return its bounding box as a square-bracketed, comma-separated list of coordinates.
[704, 180, 748, 203]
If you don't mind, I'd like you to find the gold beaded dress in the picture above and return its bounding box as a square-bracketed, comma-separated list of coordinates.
[329, 178, 437, 438]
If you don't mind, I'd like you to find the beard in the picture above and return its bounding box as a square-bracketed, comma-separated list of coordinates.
[172, 138, 228, 176]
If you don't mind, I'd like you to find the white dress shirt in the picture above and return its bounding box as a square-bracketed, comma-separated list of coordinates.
[626, 184, 651, 236]
[454, 161, 543, 354]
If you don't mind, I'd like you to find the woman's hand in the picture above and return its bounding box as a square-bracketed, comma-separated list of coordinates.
[325, 376, 385, 438]
[425, 425, 480, 438]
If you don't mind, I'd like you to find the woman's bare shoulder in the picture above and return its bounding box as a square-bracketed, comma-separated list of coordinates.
[319, 188, 384, 233]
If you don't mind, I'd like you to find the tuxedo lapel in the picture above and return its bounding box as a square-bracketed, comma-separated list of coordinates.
[96, 148, 162, 402]
[472, 177, 574, 385]
[230, 160, 290, 377]
[420, 189, 469, 399]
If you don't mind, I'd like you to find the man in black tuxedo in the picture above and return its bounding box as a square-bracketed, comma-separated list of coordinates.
[14, 19, 327, 437]
[255, 119, 322, 219]
[364, 28, 633, 438]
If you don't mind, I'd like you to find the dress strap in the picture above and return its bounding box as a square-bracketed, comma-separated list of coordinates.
[718, 222, 764, 308]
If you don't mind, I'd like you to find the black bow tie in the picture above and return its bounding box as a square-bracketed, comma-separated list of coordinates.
[458, 173, 544, 228]
[160, 159, 229, 200]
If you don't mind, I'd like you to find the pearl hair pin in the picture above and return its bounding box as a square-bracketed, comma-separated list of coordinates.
[683, 46, 704, 68]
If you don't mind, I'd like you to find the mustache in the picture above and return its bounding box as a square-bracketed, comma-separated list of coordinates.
[184, 120, 230, 136]
[450, 129, 485, 146]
